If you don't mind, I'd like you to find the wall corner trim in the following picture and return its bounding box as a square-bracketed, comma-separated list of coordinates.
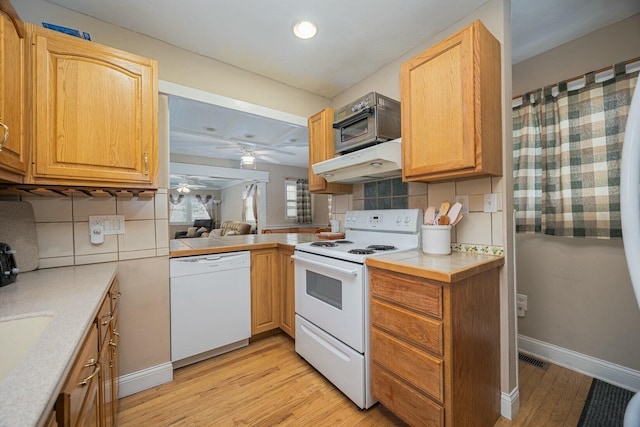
[501, 387, 520, 420]
[117, 362, 174, 398]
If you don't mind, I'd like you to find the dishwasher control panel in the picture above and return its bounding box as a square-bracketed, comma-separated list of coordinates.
[170, 251, 250, 277]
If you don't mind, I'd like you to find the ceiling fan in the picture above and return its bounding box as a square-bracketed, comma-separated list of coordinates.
[170, 126, 301, 165]
[169, 175, 207, 193]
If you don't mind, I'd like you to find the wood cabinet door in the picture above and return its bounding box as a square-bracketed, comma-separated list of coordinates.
[401, 20, 501, 182]
[30, 26, 158, 187]
[279, 247, 295, 338]
[307, 108, 352, 194]
[251, 249, 279, 334]
[0, 6, 27, 180]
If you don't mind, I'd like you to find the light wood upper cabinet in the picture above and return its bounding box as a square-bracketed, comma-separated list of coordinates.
[401, 20, 502, 182]
[0, 1, 27, 182]
[308, 108, 352, 194]
[29, 24, 158, 188]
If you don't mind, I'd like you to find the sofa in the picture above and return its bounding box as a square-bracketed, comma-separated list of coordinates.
[208, 221, 252, 237]
[174, 219, 214, 239]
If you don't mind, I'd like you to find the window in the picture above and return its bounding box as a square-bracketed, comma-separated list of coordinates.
[285, 180, 297, 219]
[169, 195, 211, 224]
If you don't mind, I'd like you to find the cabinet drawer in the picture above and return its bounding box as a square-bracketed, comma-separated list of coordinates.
[371, 269, 442, 319]
[371, 328, 443, 402]
[372, 363, 443, 427]
[371, 298, 443, 356]
[58, 325, 99, 427]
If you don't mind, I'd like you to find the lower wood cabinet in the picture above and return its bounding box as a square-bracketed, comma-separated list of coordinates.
[249, 246, 296, 338]
[55, 278, 120, 427]
[279, 247, 295, 338]
[370, 267, 500, 427]
[56, 323, 100, 427]
[250, 249, 280, 335]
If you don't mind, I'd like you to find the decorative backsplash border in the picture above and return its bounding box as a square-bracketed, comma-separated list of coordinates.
[452, 243, 504, 256]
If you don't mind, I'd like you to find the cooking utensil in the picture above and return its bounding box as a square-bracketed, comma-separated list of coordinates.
[439, 201, 451, 217]
[438, 215, 450, 225]
[452, 213, 464, 226]
[447, 202, 463, 225]
[424, 206, 436, 225]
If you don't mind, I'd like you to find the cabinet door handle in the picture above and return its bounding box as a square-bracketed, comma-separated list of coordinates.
[0, 121, 8, 152]
[144, 152, 149, 175]
[78, 359, 100, 387]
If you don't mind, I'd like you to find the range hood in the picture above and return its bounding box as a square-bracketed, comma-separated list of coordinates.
[312, 139, 402, 184]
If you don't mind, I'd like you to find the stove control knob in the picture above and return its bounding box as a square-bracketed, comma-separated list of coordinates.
[396, 216, 402, 223]
[404, 216, 411, 224]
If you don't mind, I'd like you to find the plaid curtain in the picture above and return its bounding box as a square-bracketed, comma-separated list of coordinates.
[296, 179, 312, 224]
[513, 66, 638, 238]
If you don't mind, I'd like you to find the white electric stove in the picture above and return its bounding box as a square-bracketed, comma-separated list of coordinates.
[292, 209, 422, 409]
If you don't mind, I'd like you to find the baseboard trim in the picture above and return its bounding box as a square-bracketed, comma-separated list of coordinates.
[118, 362, 174, 398]
[518, 334, 640, 392]
[501, 387, 520, 420]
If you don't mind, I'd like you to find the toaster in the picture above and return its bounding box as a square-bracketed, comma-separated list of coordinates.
[0, 242, 18, 287]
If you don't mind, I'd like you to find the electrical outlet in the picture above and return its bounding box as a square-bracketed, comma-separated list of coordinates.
[483, 193, 498, 213]
[516, 293, 528, 318]
[88, 215, 126, 235]
[455, 195, 469, 214]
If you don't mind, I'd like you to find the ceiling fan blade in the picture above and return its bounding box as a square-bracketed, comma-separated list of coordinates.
[229, 137, 296, 155]
[255, 154, 282, 164]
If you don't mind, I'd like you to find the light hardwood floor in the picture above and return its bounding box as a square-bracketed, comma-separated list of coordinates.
[118, 334, 592, 426]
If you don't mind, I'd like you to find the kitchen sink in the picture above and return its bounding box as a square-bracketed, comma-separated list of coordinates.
[0, 315, 53, 382]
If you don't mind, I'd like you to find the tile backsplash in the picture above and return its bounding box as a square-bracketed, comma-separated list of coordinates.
[331, 176, 504, 254]
[2, 190, 169, 269]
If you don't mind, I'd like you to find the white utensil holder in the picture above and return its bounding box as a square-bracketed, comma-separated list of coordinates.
[421, 225, 452, 255]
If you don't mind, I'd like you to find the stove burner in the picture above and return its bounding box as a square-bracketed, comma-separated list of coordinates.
[348, 249, 375, 255]
[311, 241, 337, 247]
[367, 245, 397, 251]
[334, 240, 353, 244]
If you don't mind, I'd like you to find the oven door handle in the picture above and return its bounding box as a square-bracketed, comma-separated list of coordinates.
[332, 106, 375, 129]
[291, 255, 359, 276]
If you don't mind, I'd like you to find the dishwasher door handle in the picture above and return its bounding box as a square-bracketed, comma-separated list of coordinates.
[291, 255, 359, 276]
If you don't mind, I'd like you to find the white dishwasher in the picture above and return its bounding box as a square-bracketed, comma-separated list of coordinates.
[170, 251, 251, 368]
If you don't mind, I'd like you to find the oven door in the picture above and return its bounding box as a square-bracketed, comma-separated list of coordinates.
[293, 250, 365, 353]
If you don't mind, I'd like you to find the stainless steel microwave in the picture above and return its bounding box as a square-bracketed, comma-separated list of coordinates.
[332, 92, 401, 154]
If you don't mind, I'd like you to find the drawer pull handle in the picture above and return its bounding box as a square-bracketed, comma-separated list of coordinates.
[0, 121, 8, 152]
[101, 313, 113, 326]
[78, 359, 100, 387]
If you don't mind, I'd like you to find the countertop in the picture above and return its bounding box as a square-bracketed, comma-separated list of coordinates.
[170, 233, 320, 257]
[366, 250, 505, 283]
[0, 263, 118, 427]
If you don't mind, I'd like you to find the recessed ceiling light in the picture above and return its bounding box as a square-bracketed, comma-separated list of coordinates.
[293, 20, 317, 40]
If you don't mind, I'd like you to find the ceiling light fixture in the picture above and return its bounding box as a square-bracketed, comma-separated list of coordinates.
[240, 153, 256, 170]
[293, 20, 317, 40]
[177, 185, 191, 193]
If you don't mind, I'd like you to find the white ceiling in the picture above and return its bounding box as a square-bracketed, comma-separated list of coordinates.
[47, 0, 640, 181]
